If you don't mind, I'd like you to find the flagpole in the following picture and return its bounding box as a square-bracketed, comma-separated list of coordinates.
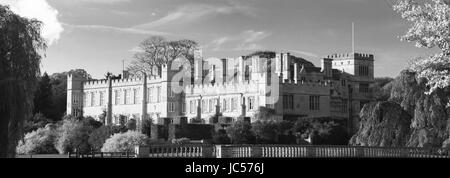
[352, 22, 355, 54]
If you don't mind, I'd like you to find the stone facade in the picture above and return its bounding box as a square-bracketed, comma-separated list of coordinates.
[67, 50, 374, 133]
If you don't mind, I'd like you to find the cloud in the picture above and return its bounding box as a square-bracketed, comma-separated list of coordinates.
[64, 23, 170, 36]
[206, 30, 271, 51]
[51, 0, 132, 4]
[1, 0, 64, 45]
[78, 0, 131, 3]
[133, 3, 255, 30]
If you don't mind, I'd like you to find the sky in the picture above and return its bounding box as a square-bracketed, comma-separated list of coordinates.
[0, 0, 435, 78]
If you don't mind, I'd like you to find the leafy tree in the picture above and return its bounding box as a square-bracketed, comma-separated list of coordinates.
[245, 51, 277, 59]
[33, 73, 53, 118]
[88, 126, 113, 151]
[16, 126, 58, 154]
[171, 138, 191, 144]
[82, 117, 103, 129]
[101, 131, 148, 152]
[310, 121, 349, 145]
[252, 121, 278, 144]
[212, 129, 231, 144]
[23, 113, 52, 134]
[227, 120, 256, 144]
[0, 5, 47, 158]
[252, 120, 295, 144]
[292, 118, 349, 145]
[48, 69, 91, 121]
[126, 119, 137, 131]
[253, 106, 277, 121]
[373, 77, 394, 101]
[54, 118, 94, 154]
[393, 0, 450, 106]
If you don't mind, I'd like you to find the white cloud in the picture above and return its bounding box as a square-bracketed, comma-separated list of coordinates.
[0, 0, 64, 45]
[78, 0, 131, 3]
[133, 3, 255, 30]
[64, 23, 170, 36]
[207, 30, 271, 51]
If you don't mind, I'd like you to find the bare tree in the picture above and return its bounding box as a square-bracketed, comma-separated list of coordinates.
[127, 36, 198, 77]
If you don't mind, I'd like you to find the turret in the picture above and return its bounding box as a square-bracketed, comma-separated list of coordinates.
[67, 73, 85, 117]
[321, 58, 333, 78]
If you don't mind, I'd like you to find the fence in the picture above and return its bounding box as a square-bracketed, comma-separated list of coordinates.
[136, 144, 214, 158]
[135, 145, 450, 158]
[61, 145, 450, 158]
[68, 151, 135, 158]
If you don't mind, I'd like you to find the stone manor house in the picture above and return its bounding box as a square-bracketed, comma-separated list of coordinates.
[67, 49, 374, 133]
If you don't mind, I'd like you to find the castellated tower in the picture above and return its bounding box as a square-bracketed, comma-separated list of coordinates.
[67, 73, 85, 117]
[329, 52, 375, 133]
[321, 58, 333, 78]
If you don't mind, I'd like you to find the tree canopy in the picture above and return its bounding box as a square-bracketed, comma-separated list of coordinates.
[393, 0, 450, 106]
[127, 36, 198, 76]
[0, 5, 47, 158]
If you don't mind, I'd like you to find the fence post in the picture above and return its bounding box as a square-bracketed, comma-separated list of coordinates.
[135, 146, 150, 158]
[202, 145, 214, 158]
[307, 146, 315, 158]
[215, 145, 223, 158]
[251, 146, 262, 158]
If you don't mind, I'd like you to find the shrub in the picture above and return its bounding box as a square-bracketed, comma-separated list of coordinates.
[82, 117, 103, 129]
[292, 118, 349, 145]
[212, 129, 231, 144]
[227, 120, 256, 144]
[252, 121, 278, 144]
[141, 119, 152, 137]
[23, 113, 52, 134]
[16, 127, 58, 154]
[171, 138, 191, 144]
[88, 126, 113, 151]
[126, 119, 137, 131]
[101, 131, 148, 152]
[54, 118, 94, 154]
[111, 125, 128, 134]
[252, 120, 296, 144]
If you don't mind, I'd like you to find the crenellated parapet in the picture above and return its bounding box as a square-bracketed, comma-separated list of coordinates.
[327, 53, 374, 61]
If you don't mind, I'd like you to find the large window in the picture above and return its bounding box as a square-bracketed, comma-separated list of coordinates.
[83, 92, 87, 106]
[123, 89, 128, 105]
[283, 95, 294, 110]
[202, 100, 207, 113]
[341, 99, 348, 113]
[99, 92, 105, 106]
[359, 83, 369, 93]
[147, 87, 152, 103]
[223, 98, 227, 112]
[169, 102, 175, 112]
[231, 98, 237, 111]
[115, 90, 120, 105]
[309, 95, 320, 110]
[190, 100, 194, 114]
[248, 96, 256, 110]
[133, 88, 139, 104]
[157, 86, 161, 102]
[182, 102, 186, 113]
[209, 99, 214, 113]
[359, 66, 369, 77]
[91, 92, 95, 107]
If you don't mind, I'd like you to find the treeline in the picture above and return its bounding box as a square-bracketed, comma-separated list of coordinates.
[213, 108, 350, 145]
[25, 69, 91, 133]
